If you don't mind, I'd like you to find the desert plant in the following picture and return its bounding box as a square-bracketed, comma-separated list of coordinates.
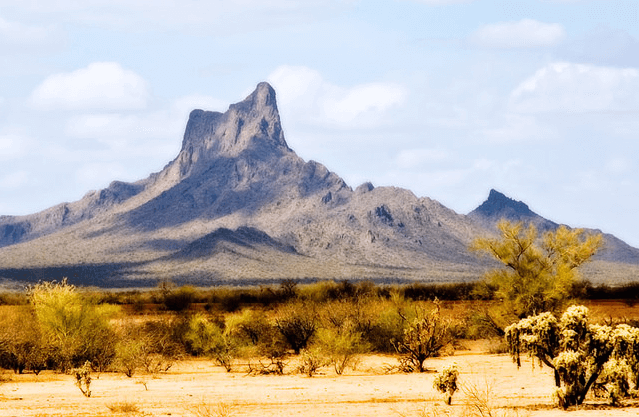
[393, 303, 452, 373]
[297, 347, 327, 377]
[505, 304, 639, 408]
[185, 314, 236, 372]
[313, 321, 369, 375]
[73, 360, 92, 397]
[0, 306, 49, 374]
[433, 364, 459, 405]
[471, 221, 602, 319]
[106, 401, 140, 413]
[275, 302, 317, 354]
[189, 401, 238, 417]
[28, 279, 119, 372]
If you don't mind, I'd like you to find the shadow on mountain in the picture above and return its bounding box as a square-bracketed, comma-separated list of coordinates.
[0, 262, 151, 288]
[168, 226, 297, 260]
[122, 150, 341, 232]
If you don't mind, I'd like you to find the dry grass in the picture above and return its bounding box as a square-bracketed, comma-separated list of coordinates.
[105, 401, 141, 414]
[188, 401, 238, 417]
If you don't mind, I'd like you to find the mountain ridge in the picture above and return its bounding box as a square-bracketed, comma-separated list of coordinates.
[0, 82, 637, 287]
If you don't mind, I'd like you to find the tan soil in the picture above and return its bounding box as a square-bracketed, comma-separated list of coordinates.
[1, 347, 638, 417]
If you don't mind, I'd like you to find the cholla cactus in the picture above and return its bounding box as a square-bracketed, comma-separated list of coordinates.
[506, 305, 639, 408]
[433, 363, 459, 405]
[74, 361, 92, 398]
[598, 358, 633, 405]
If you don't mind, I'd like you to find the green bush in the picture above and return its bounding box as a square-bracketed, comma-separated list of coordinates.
[185, 314, 236, 372]
[28, 279, 119, 372]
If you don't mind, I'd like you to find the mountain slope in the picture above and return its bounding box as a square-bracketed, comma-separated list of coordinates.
[0, 83, 637, 287]
[469, 189, 639, 265]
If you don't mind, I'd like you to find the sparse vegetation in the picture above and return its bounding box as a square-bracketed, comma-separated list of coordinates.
[3, 275, 639, 413]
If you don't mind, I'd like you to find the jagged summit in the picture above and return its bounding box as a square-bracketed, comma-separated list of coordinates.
[181, 82, 287, 158]
[472, 189, 535, 219]
[468, 189, 558, 231]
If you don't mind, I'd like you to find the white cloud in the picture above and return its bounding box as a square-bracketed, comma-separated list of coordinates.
[66, 93, 225, 141]
[0, 133, 31, 160]
[510, 62, 639, 113]
[0, 170, 29, 189]
[171, 94, 228, 116]
[471, 19, 566, 48]
[605, 157, 631, 175]
[75, 162, 128, 189]
[1, 1, 354, 33]
[480, 114, 558, 143]
[268, 65, 407, 128]
[30, 62, 149, 111]
[395, 149, 448, 169]
[0, 17, 59, 47]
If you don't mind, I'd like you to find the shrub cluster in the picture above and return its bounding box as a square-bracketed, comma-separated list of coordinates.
[0, 279, 457, 377]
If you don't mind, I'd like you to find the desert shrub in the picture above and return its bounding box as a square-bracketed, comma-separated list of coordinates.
[297, 347, 327, 377]
[275, 301, 318, 354]
[114, 318, 184, 376]
[0, 291, 28, 305]
[106, 402, 140, 413]
[114, 337, 145, 377]
[313, 325, 368, 375]
[402, 283, 479, 302]
[162, 285, 197, 312]
[225, 308, 271, 347]
[225, 308, 288, 374]
[28, 279, 119, 372]
[433, 364, 459, 405]
[314, 301, 371, 374]
[185, 314, 237, 372]
[0, 306, 49, 374]
[393, 303, 452, 373]
[364, 302, 409, 353]
[505, 305, 639, 408]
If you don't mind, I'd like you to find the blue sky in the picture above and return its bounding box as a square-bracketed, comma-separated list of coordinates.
[1, 0, 638, 247]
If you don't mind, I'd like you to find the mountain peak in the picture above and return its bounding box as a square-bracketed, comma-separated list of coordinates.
[469, 189, 558, 231]
[173, 82, 290, 180]
[470, 189, 535, 219]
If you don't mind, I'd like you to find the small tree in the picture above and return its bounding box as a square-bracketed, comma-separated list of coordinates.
[506, 305, 639, 408]
[28, 279, 119, 372]
[433, 363, 459, 405]
[471, 221, 602, 319]
[393, 303, 451, 373]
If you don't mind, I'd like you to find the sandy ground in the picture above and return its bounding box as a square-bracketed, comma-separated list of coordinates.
[1, 347, 638, 417]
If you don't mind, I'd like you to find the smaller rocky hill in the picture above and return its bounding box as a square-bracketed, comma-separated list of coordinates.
[468, 189, 639, 265]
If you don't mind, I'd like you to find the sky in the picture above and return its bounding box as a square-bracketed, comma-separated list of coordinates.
[1, 0, 638, 247]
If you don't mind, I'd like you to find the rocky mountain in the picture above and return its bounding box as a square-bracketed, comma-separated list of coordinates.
[469, 189, 639, 266]
[468, 189, 558, 232]
[0, 82, 637, 287]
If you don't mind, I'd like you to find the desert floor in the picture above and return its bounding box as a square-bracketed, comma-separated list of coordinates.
[2, 342, 638, 417]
